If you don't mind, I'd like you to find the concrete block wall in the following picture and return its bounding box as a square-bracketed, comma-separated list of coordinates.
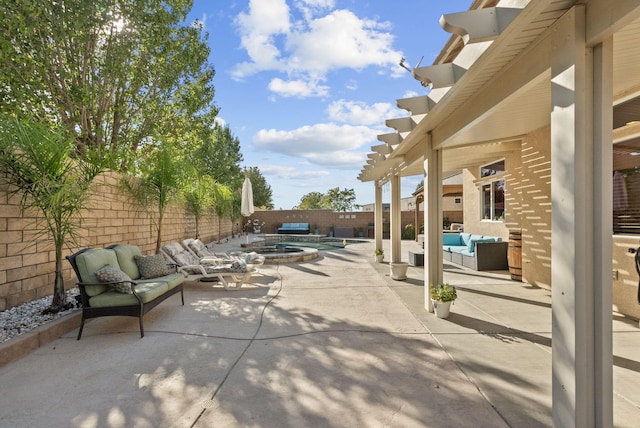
[0, 171, 232, 311]
[248, 209, 367, 236]
[248, 209, 418, 238]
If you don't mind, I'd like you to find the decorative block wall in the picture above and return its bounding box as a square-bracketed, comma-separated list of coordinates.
[0, 171, 232, 311]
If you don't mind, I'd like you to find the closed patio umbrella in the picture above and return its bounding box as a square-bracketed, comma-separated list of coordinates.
[241, 177, 254, 243]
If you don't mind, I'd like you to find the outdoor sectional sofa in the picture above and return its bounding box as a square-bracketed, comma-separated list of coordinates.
[67, 244, 185, 340]
[277, 222, 310, 234]
[442, 232, 508, 271]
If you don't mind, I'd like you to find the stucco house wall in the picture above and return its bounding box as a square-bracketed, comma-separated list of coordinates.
[458, 121, 640, 319]
[517, 127, 553, 289]
[460, 126, 553, 289]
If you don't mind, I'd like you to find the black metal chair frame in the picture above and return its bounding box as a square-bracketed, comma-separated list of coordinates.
[66, 248, 184, 340]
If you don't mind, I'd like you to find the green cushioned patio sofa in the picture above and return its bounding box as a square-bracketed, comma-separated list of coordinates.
[66, 244, 184, 340]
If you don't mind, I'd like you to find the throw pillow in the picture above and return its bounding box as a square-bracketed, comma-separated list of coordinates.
[244, 252, 259, 262]
[134, 254, 169, 279]
[229, 260, 248, 272]
[95, 264, 133, 294]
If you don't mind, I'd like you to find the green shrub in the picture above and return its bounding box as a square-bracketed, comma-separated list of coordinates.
[402, 223, 415, 240]
[430, 284, 457, 302]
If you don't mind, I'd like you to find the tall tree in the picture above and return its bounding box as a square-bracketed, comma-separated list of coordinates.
[193, 124, 243, 189]
[243, 167, 274, 210]
[324, 187, 356, 212]
[0, 0, 218, 169]
[298, 188, 356, 211]
[298, 192, 326, 210]
[0, 117, 105, 312]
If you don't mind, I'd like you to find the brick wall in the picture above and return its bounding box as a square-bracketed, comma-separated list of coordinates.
[0, 171, 232, 311]
[248, 209, 418, 238]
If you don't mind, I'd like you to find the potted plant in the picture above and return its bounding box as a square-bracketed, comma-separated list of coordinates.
[430, 283, 457, 319]
[374, 248, 384, 262]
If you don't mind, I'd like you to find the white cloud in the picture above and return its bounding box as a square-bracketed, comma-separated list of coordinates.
[345, 80, 358, 90]
[232, 0, 291, 79]
[232, 1, 403, 97]
[293, 0, 335, 21]
[297, 0, 335, 9]
[236, 0, 291, 38]
[268, 78, 329, 98]
[259, 164, 330, 180]
[326, 99, 402, 125]
[304, 151, 365, 168]
[402, 90, 421, 99]
[253, 122, 375, 168]
[214, 116, 227, 128]
[285, 10, 397, 74]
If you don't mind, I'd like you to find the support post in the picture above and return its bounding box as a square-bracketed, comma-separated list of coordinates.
[424, 133, 443, 312]
[591, 37, 613, 428]
[374, 180, 383, 253]
[550, 6, 612, 427]
[390, 174, 402, 263]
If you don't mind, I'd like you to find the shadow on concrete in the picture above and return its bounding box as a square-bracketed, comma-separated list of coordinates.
[455, 285, 552, 309]
[446, 312, 552, 346]
[283, 263, 331, 277]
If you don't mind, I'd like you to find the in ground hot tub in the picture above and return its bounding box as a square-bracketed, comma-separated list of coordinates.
[252, 246, 318, 264]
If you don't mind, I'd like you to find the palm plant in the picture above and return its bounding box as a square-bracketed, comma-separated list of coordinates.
[184, 174, 216, 239]
[0, 117, 104, 312]
[230, 191, 243, 237]
[121, 146, 185, 253]
[212, 182, 233, 243]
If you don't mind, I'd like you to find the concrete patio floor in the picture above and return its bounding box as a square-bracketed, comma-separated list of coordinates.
[0, 236, 639, 427]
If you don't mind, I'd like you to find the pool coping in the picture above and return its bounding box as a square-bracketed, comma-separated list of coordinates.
[257, 246, 319, 264]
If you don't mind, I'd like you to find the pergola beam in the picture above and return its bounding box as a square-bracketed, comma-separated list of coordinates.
[440, 7, 523, 44]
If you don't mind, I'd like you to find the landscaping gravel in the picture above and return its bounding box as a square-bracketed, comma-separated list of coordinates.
[0, 288, 80, 343]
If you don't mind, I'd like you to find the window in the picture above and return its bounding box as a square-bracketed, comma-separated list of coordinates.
[612, 96, 640, 234]
[480, 160, 505, 221]
[614, 140, 640, 234]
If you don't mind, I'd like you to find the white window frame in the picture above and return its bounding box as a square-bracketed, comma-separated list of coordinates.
[478, 159, 506, 222]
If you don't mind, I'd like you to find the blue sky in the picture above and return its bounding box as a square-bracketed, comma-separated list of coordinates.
[187, 0, 472, 209]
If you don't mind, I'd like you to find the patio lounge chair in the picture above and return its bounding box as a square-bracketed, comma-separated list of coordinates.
[160, 242, 257, 290]
[183, 238, 265, 266]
